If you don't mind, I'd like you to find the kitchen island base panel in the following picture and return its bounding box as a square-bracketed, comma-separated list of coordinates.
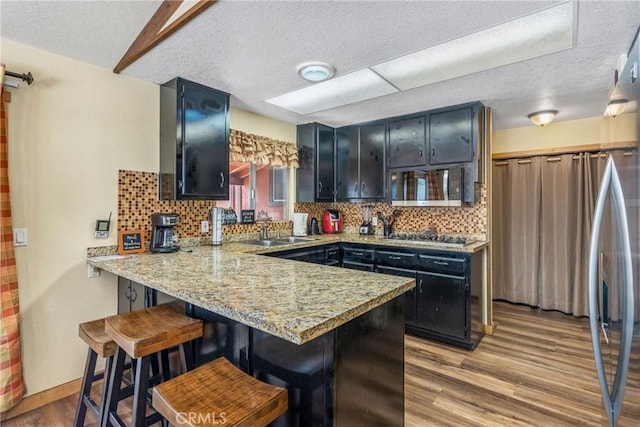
[251, 295, 405, 427]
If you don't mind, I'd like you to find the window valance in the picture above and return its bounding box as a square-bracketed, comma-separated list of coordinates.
[229, 129, 299, 168]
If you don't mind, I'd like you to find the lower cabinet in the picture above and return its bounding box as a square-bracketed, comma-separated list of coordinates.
[263, 242, 484, 350]
[415, 271, 467, 339]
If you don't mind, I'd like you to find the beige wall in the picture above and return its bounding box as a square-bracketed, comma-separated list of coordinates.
[230, 107, 296, 143]
[493, 113, 638, 153]
[1, 38, 296, 397]
[1, 38, 159, 396]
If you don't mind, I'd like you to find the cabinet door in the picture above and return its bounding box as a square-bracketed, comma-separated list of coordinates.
[416, 272, 467, 339]
[359, 123, 386, 199]
[181, 81, 229, 198]
[388, 116, 426, 168]
[118, 278, 145, 313]
[316, 125, 335, 201]
[376, 266, 417, 326]
[335, 126, 359, 200]
[428, 107, 474, 165]
[296, 124, 315, 202]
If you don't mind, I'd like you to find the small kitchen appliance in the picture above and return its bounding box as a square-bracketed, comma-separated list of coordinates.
[293, 212, 309, 236]
[150, 213, 180, 253]
[210, 207, 223, 245]
[359, 205, 375, 235]
[322, 209, 343, 234]
[309, 217, 321, 235]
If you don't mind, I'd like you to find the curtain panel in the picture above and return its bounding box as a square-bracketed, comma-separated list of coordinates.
[229, 129, 299, 168]
[492, 149, 638, 318]
[0, 67, 25, 413]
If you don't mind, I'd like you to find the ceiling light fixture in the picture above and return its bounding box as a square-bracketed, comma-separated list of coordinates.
[267, 68, 397, 115]
[605, 99, 628, 118]
[528, 110, 558, 127]
[297, 62, 336, 82]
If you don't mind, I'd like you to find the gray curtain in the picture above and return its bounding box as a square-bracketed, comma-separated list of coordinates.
[492, 157, 542, 305]
[492, 150, 638, 317]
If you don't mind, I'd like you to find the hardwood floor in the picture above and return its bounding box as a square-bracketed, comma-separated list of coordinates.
[4, 301, 639, 426]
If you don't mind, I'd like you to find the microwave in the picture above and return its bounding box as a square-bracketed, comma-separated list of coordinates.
[390, 166, 475, 207]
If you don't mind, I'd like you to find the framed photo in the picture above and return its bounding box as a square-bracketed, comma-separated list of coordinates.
[118, 230, 145, 255]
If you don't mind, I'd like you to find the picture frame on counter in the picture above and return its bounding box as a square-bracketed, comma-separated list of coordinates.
[118, 230, 145, 255]
[240, 209, 255, 224]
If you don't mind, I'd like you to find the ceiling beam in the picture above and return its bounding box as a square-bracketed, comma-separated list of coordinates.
[113, 0, 216, 74]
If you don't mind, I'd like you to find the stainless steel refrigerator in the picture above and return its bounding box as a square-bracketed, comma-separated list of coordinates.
[588, 28, 640, 426]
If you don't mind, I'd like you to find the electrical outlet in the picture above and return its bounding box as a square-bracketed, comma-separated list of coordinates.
[372, 217, 378, 226]
[87, 265, 100, 278]
[13, 228, 28, 246]
[201, 220, 210, 233]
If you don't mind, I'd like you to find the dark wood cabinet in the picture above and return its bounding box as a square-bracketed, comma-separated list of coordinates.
[160, 77, 230, 200]
[296, 123, 335, 202]
[335, 123, 385, 201]
[388, 115, 427, 168]
[415, 271, 467, 338]
[428, 104, 476, 166]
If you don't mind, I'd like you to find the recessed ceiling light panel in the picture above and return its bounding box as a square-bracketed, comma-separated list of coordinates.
[266, 69, 398, 115]
[371, 2, 575, 90]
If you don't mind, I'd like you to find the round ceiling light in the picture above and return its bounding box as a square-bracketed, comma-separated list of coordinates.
[527, 110, 558, 127]
[297, 62, 336, 82]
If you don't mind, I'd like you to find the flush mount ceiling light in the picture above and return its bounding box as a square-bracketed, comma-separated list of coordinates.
[528, 110, 558, 127]
[297, 62, 336, 82]
[605, 99, 628, 118]
[268, 2, 574, 115]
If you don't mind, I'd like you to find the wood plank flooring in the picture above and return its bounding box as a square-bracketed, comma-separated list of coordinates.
[5, 301, 640, 426]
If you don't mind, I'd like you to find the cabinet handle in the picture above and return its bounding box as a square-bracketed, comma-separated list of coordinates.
[433, 261, 450, 266]
[418, 279, 423, 294]
[178, 180, 183, 190]
[432, 147, 436, 157]
[388, 256, 402, 260]
[361, 182, 365, 193]
[354, 182, 359, 192]
[130, 288, 138, 303]
[352, 251, 364, 257]
[318, 181, 323, 193]
[124, 286, 132, 299]
[220, 172, 225, 188]
[419, 148, 423, 158]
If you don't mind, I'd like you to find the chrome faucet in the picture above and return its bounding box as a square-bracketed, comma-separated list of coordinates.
[261, 220, 269, 240]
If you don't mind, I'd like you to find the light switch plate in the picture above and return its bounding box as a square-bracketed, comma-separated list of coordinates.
[201, 220, 210, 233]
[13, 228, 27, 246]
[372, 217, 378, 226]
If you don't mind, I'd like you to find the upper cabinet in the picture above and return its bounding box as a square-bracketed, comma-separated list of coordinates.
[336, 123, 386, 201]
[160, 77, 230, 200]
[388, 115, 427, 168]
[428, 105, 476, 165]
[296, 123, 335, 202]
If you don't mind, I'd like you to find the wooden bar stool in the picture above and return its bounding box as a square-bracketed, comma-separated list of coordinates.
[74, 318, 119, 427]
[103, 305, 203, 427]
[152, 357, 288, 427]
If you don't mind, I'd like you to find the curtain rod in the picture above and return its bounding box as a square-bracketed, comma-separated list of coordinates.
[4, 70, 34, 85]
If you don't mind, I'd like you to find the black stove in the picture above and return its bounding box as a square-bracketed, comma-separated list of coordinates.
[384, 232, 475, 247]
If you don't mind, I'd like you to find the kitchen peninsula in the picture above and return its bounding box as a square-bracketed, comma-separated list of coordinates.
[88, 245, 414, 426]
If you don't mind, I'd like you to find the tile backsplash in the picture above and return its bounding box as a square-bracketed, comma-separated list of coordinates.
[118, 170, 292, 244]
[118, 170, 486, 244]
[294, 184, 487, 238]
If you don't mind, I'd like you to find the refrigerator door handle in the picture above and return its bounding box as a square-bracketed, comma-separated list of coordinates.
[588, 156, 634, 427]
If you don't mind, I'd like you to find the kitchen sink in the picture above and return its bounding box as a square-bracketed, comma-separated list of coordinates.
[238, 237, 316, 247]
[238, 239, 288, 247]
[272, 236, 316, 244]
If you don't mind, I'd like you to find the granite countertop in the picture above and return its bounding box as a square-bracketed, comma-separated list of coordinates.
[87, 246, 414, 345]
[224, 233, 489, 255]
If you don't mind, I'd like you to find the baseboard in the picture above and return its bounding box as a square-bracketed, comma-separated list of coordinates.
[0, 378, 82, 421]
[484, 321, 498, 335]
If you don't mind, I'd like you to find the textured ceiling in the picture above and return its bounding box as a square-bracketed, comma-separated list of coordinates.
[1, 0, 639, 130]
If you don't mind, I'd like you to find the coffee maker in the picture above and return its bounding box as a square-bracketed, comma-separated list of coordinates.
[150, 213, 180, 253]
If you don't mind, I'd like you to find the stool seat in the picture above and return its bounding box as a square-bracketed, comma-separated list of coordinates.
[79, 318, 116, 358]
[105, 305, 203, 358]
[152, 357, 288, 427]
